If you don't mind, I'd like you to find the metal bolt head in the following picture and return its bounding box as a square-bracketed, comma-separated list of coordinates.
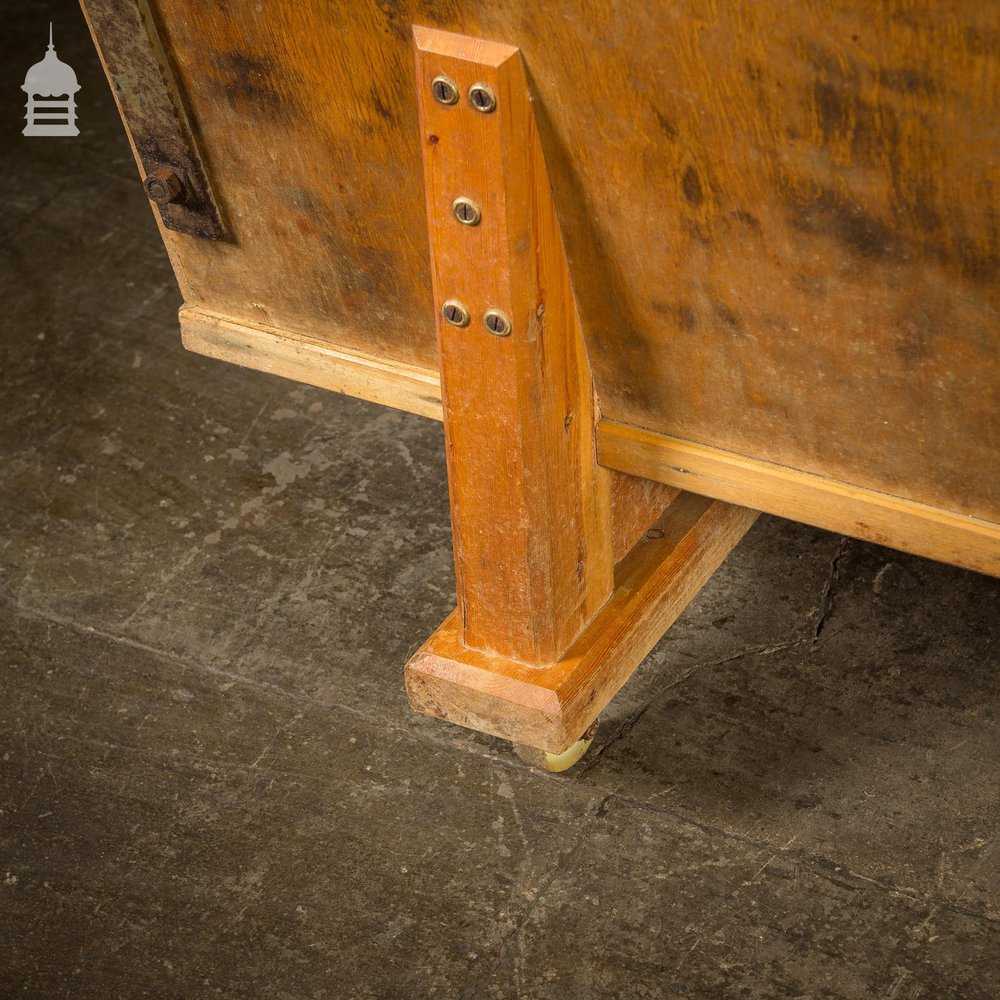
[483, 308, 512, 337]
[144, 166, 183, 206]
[468, 82, 497, 113]
[441, 299, 471, 328]
[430, 75, 460, 105]
[452, 197, 482, 226]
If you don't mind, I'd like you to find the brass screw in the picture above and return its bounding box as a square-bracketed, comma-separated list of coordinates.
[468, 83, 497, 113]
[452, 197, 481, 226]
[430, 75, 459, 105]
[144, 166, 183, 206]
[441, 299, 470, 327]
[483, 308, 512, 336]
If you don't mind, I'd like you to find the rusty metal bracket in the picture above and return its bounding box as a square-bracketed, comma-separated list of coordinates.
[81, 0, 226, 240]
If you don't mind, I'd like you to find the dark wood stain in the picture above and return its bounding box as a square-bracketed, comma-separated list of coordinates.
[788, 188, 903, 263]
[712, 300, 745, 336]
[879, 66, 940, 97]
[210, 52, 295, 113]
[682, 166, 704, 207]
[651, 301, 698, 332]
[653, 108, 678, 140]
[730, 210, 763, 235]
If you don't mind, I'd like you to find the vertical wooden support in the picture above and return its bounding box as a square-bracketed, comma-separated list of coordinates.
[413, 27, 613, 667]
[406, 27, 758, 754]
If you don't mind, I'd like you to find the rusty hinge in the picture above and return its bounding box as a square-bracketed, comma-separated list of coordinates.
[81, 0, 226, 240]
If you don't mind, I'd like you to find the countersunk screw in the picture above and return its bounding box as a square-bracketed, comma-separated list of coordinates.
[468, 82, 497, 113]
[430, 75, 459, 105]
[483, 308, 512, 337]
[452, 197, 481, 226]
[144, 165, 183, 206]
[441, 299, 470, 327]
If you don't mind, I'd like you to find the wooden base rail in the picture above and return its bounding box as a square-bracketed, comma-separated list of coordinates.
[597, 421, 1000, 578]
[181, 304, 999, 580]
[180, 306, 444, 421]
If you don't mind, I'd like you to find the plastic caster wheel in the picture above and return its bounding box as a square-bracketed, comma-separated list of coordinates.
[512, 718, 599, 773]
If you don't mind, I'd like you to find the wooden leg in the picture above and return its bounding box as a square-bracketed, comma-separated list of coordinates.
[412, 26, 614, 667]
[406, 27, 758, 758]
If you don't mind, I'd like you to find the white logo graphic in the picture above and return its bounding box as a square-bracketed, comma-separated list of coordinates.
[22, 24, 80, 137]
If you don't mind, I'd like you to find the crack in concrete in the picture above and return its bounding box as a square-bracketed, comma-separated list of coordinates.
[2, 590, 390, 726]
[577, 635, 811, 777]
[813, 536, 853, 641]
[459, 794, 614, 999]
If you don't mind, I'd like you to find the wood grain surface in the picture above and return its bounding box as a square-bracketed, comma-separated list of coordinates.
[413, 27, 615, 666]
[88, 1, 999, 543]
[180, 306, 444, 420]
[599, 419, 1000, 577]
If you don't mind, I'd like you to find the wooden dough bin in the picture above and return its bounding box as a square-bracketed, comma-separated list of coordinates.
[82, 1, 999, 768]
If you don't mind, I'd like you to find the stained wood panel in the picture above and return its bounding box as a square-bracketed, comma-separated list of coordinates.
[100, 1, 998, 532]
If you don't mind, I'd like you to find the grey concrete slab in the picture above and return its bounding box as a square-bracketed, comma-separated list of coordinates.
[0, 603, 597, 1000]
[473, 795, 1000, 1000]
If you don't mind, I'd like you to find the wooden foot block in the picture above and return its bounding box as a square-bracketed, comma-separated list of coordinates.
[406, 493, 758, 754]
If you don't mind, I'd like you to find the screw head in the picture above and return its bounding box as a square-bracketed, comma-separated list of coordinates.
[430, 75, 460, 105]
[441, 299, 471, 328]
[144, 166, 183, 206]
[452, 197, 482, 226]
[468, 82, 497, 113]
[483, 308, 512, 337]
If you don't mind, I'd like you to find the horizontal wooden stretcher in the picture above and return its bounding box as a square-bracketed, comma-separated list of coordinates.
[82, 0, 999, 769]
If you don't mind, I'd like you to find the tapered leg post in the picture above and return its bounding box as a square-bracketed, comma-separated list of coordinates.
[412, 27, 613, 667]
[406, 27, 758, 756]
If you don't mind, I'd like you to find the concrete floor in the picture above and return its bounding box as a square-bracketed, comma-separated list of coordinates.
[2, 7, 999, 999]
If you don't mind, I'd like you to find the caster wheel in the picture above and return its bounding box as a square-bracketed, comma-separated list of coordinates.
[512, 718, 599, 773]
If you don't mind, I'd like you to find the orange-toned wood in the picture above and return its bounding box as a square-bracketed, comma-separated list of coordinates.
[407, 493, 759, 753]
[609, 473, 680, 566]
[599, 419, 1000, 578]
[403, 29, 756, 751]
[84, 1, 999, 573]
[413, 27, 614, 665]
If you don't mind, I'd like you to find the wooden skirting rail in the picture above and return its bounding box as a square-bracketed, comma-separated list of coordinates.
[179, 305, 999, 578]
[180, 306, 444, 421]
[597, 421, 999, 578]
